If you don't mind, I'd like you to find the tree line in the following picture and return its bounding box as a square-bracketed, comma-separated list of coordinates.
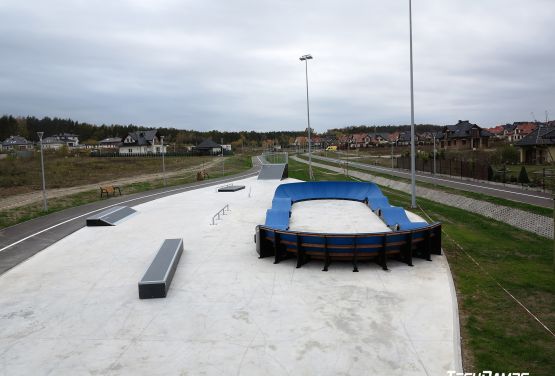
[1, 114, 444, 147]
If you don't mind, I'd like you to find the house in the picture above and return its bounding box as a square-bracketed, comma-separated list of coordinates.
[99, 137, 123, 148]
[52, 133, 80, 147]
[41, 137, 67, 150]
[1, 136, 34, 151]
[370, 133, 389, 146]
[119, 130, 166, 155]
[512, 122, 538, 142]
[293, 136, 307, 147]
[338, 135, 351, 149]
[350, 133, 370, 148]
[515, 124, 555, 164]
[397, 131, 415, 146]
[487, 125, 506, 139]
[439, 120, 491, 149]
[195, 138, 222, 155]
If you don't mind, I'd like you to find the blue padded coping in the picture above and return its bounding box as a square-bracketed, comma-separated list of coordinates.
[400, 221, 429, 230]
[264, 181, 428, 231]
[273, 181, 381, 203]
[271, 197, 292, 213]
[264, 209, 290, 230]
[367, 196, 390, 211]
[379, 206, 410, 227]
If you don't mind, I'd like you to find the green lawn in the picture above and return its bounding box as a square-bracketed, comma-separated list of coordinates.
[288, 157, 555, 375]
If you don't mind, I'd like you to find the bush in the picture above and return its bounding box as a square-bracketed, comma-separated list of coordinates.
[518, 166, 530, 184]
[487, 165, 494, 181]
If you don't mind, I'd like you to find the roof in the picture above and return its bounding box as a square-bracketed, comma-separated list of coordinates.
[2, 135, 32, 146]
[444, 120, 491, 139]
[42, 137, 66, 144]
[99, 137, 123, 144]
[123, 130, 158, 146]
[515, 125, 555, 146]
[196, 138, 221, 149]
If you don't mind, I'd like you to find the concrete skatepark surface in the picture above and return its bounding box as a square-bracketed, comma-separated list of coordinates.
[0, 176, 461, 375]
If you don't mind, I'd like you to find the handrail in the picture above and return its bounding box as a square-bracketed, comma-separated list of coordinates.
[210, 204, 230, 225]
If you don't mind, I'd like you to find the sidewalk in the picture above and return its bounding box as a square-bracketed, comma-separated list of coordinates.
[292, 156, 553, 239]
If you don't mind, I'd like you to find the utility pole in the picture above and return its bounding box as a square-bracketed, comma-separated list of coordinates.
[221, 137, 225, 176]
[37, 132, 48, 211]
[300, 54, 314, 180]
[409, 0, 417, 208]
[160, 135, 166, 186]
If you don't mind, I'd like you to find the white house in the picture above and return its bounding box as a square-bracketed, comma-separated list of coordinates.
[119, 130, 167, 155]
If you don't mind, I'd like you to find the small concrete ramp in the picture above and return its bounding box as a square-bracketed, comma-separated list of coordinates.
[258, 163, 288, 180]
[86, 206, 136, 226]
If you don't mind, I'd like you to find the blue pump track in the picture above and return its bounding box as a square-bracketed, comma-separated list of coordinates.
[255, 181, 442, 271]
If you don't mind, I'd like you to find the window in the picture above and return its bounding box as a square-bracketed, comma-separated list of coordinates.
[128, 149, 132, 153]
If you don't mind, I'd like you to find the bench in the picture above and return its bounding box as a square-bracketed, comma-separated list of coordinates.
[100, 185, 121, 198]
[138, 239, 183, 299]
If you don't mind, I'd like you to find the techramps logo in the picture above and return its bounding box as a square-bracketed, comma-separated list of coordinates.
[447, 372, 530, 376]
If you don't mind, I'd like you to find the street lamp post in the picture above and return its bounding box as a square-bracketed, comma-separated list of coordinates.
[221, 137, 225, 176]
[300, 54, 314, 181]
[160, 136, 166, 187]
[433, 134, 436, 175]
[409, 0, 417, 208]
[37, 132, 48, 211]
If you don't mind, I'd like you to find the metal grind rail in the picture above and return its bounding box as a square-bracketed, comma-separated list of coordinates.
[210, 204, 230, 225]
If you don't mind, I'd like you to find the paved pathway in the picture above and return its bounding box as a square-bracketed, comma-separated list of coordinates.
[0, 158, 223, 211]
[292, 156, 553, 239]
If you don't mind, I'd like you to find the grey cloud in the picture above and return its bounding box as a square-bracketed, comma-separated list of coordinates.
[0, 0, 553, 132]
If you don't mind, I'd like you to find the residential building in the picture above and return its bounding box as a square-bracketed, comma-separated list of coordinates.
[512, 122, 538, 142]
[99, 137, 123, 148]
[349, 133, 370, 148]
[1, 136, 34, 151]
[52, 133, 80, 147]
[195, 138, 222, 155]
[515, 124, 555, 164]
[119, 130, 166, 155]
[439, 120, 491, 149]
[41, 137, 67, 150]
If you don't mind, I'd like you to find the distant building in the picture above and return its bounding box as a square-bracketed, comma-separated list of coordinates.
[439, 120, 491, 149]
[41, 137, 66, 150]
[1, 136, 34, 151]
[52, 133, 80, 147]
[119, 130, 166, 155]
[195, 138, 222, 155]
[99, 137, 122, 149]
[515, 124, 555, 164]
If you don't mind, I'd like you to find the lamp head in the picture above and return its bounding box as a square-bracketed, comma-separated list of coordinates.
[299, 54, 313, 61]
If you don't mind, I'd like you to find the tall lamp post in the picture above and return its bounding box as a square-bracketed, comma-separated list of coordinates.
[300, 54, 314, 181]
[433, 134, 436, 175]
[409, 0, 417, 208]
[37, 132, 48, 211]
[160, 135, 166, 187]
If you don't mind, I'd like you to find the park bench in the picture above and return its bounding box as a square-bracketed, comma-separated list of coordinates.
[138, 239, 183, 299]
[100, 185, 121, 198]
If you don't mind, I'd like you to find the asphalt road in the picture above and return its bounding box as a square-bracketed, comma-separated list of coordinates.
[310, 154, 554, 208]
[0, 165, 260, 276]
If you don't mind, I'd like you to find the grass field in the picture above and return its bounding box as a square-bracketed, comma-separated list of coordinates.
[0, 152, 217, 197]
[0, 154, 253, 229]
[288, 157, 555, 376]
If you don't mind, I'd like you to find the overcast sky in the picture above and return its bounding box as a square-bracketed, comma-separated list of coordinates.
[0, 0, 553, 132]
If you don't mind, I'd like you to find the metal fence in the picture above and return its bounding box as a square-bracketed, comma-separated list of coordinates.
[397, 156, 490, 180]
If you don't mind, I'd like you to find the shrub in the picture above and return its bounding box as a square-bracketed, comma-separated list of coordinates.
[518, 166, 530, 184]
